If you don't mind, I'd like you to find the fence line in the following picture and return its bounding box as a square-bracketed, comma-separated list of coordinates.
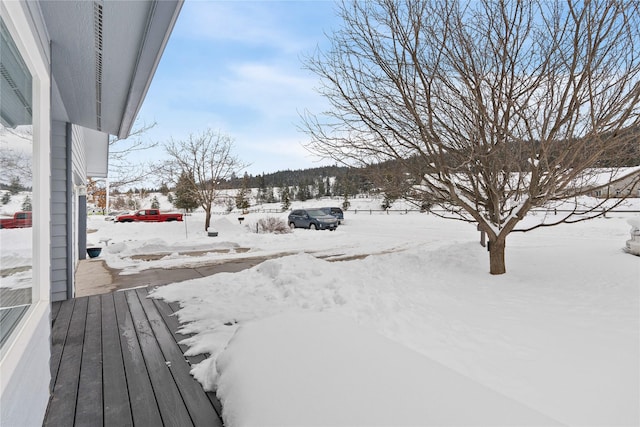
[94, 207, 640, 217]
[216, 207, 640, 216]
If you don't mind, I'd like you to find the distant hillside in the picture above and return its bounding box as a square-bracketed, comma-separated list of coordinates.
[225, 166, 349, 188]
[221, 165, 378, 198]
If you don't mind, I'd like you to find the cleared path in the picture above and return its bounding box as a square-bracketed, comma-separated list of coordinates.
[75, 257, 266, 297]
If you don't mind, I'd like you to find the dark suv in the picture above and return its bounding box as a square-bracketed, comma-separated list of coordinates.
[288, 209, 338, 230]
[320, 207, 344, 224]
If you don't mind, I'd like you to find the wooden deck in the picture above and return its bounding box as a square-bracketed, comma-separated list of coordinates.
[44, 287, 223, 426]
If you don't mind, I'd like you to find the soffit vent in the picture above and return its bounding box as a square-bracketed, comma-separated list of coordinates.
[93, 1, 103, 131]
[0, 64, 33, 126]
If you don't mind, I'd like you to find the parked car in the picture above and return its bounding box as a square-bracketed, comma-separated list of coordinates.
[320, 207, 344, 224]
[288, 209, 338, 230]
[115, 209, 183, 223]
[0, 211, 32, 229]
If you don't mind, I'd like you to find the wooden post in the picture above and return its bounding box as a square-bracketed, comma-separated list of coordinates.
[477, 224, 486, 247]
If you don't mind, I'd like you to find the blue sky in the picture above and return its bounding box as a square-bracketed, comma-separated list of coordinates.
[132, 0, 341, 176]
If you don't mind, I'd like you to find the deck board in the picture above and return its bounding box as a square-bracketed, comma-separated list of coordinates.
[125, 290, 194, 426]
[138, 288, 222, 426]
[44, 289, 223, 426]
[46, 297, 88, 426]
[49, 299, 74, 391]
[51, 299, 61, 322]
[114, 291, 164, 427]
[153, 298, 223, 417]
[75, 296, 103, 426]
[152, 298, 207, 363]
[101, 294, 133, 426]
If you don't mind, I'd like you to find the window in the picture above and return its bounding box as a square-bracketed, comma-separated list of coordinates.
[0, 16, 34, 349]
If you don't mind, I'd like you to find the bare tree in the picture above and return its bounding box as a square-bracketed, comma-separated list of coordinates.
[0, 147, 31, 184]
[86, 178, 107, 213]
[164, 129, 246, 231]
[0, 125, 33, 186]
[108, 120, 158, 190]
[302, 0, 640, 274]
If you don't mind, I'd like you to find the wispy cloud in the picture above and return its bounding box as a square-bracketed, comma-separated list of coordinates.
[220, 62, 326, 118]
[180, 1, 321, 54]
[134, 0, 339, 175]
[234, 133, 332, 174]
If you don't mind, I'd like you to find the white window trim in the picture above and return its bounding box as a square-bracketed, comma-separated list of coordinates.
[0, 1, 51, 418]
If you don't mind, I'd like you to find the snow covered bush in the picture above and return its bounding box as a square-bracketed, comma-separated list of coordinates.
[21, 195, 32, 211]
[253, 217, 291, 234]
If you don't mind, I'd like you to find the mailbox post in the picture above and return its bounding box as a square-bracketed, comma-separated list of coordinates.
[625, 218, 640, 256]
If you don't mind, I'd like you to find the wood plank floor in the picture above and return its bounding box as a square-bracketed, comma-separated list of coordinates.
[44, 288, 223, 427]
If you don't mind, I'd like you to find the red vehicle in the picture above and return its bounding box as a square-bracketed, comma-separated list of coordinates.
[0, 211, 32, 229]
[115, 209, 183, 223]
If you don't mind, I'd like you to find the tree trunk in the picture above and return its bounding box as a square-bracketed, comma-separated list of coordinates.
[204, 209, 211, 231]
[489, 237, 506, 275]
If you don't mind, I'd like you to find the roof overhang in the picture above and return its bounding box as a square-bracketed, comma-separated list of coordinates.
[40, 0, 182, 139]
[83, 126, 109, 178]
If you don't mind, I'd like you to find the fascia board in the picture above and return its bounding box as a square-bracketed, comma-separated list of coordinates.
[117, 0, 183, 139]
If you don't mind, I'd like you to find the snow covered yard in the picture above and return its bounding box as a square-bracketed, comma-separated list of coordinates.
[2, 194, 638, 424]
[0, 227, 32, 290]
[86, 201, 635, 427]
[0, 192, 33, 291]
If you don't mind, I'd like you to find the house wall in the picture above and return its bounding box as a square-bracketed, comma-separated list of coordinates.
[71, 125, 87, 182]
[610, 172, 640, 198]
[3, 1, 181, 423]
[50, 120, 69, 302]
[0, 1, 52, 425]
[50, 122, 90, 301]
[592, 170, 640, 198]
[72, 125, 87, 265]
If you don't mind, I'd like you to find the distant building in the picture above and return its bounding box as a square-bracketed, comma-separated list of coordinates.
[589, 168, 640, 198]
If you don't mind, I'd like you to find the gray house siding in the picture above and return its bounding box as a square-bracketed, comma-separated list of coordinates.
[71, 125, 86, 265]
[51, 121, 93, 301]
[71, 125, 86, 178]
[50, 120, 68, 302]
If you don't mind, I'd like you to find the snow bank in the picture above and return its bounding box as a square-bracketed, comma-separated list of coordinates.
[210, 217, 248, 235]
[47, 199, 636, 426]
[151, 214, 639, 426]
[216, 312, 561, 426]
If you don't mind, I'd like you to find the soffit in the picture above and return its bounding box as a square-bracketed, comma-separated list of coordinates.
[39, 0, 182, 138]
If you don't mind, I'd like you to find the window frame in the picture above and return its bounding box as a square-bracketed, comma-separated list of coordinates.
[0, 0, 51, 347]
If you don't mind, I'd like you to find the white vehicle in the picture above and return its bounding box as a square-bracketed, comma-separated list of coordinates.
[104, 211, 128, 221]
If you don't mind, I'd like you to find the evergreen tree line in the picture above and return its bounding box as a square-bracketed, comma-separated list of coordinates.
[225, 166, 377, 200]
[0, 176, 30, 193]
[114, 161, 424, 212]
[125, 165, 381, 206]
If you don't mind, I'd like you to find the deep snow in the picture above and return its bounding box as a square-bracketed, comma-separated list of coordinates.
[148, 214, 639, 426]
[214, 312, 561, 426]
[112, 198, 637, 427]
[2, 195, 639, 425]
